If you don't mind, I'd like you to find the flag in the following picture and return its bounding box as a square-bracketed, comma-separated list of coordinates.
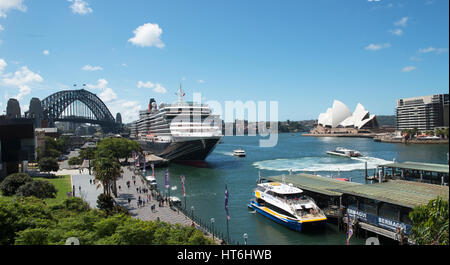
[151, 163, 155, 177]
[225, 185, 230, 221]
[346, 211, 353, 245]
[165, 168, 170, 189]
[180, 175, 186, 197]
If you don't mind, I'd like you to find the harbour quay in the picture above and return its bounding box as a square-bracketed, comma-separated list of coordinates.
[263, 172, 449, 244]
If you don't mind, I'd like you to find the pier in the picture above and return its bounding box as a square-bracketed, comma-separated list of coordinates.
[263, 173, 449, 244]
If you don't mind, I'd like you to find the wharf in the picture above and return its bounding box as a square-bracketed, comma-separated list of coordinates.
[263, 173, 449, 244]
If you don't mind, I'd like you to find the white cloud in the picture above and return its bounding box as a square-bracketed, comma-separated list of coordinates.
[0, 58, 6, 73]
[1, 66, 43, 100]
[68, 0, 92, 15]
[367, 0, 381, 2]
[365, 43, 391, 51]
[137, 80, 167, 94]
[107, 99, 142, 123]
[0, 24, 4, 31]
[418, 47, 448, 54]
[389, 29, 403, 36]
[82, 65, 103, 71]
[128, 23, 165, 48]
[43, 50, 50, 56]
[402, 66, 417, 72]
[394, 17, 408, 27]
[99, 87, 117, 103]
[198, 80, 205, 83]
[86, 78, 108, 90]
[0, 0, 27, 18]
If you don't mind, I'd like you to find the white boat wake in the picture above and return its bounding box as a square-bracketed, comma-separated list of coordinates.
[253, 156, 392, 172]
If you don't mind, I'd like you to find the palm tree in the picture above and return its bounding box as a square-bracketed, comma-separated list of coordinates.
[93, 156, 121, 197]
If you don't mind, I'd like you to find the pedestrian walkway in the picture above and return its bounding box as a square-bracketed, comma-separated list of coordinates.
[115, 166, 192, 226]
[71, 169, 103, 208]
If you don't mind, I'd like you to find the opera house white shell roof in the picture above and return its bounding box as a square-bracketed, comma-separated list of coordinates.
[318, 100, 377, 129]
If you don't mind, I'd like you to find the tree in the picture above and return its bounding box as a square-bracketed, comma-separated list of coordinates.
[68, 156, 82, 166]
[15, 228, 49, 245]
[93, 156, 121, 197]
[38, 157, 59, 173]
[0, 173, 33, 196]
[97, 193, 115, 213]
[16, 180, 57, 199]
[43, 136, 62, 159]
[79, 147, 96, 174]
[409, 196, 449, 245]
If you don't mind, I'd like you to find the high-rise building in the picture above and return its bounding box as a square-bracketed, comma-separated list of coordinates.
[396, 94, 449, 131]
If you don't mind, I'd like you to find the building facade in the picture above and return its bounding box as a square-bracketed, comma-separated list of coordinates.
[396, 94, 449, 131]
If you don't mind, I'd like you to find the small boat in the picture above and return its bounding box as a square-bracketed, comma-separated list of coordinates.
[335, 178, 349, 182]
[233, 149, 246, 157]
[145, 175, 158, 189]
[169, 196, 182, 207]
[326, 147, 362, 158]
[248, 181, 327, 231]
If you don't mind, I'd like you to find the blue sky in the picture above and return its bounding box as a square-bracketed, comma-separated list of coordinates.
[0, 0, 448, 123]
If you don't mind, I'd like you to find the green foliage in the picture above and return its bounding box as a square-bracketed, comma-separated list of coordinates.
[79, 148, 96, 160]
[97, 193, 115, 213]
[16, 180, 57, 199]
[0, 197, 215, 245]
[409, 196, 449, 245]
[0, 173, 33, 196]
[68, 156, 82, 166]
[0, 197, 54, 245]
[38, 157, 59, 173]
[96, 137, 141, 163]
[15, 228, 50, 245]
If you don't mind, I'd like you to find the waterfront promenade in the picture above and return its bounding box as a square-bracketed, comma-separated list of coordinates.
[115, 165, 192, 226]
[115, 164, 222, 244]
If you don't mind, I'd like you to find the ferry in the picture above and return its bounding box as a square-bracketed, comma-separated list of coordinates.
[233, 149, 246, 157]
[326, 147, 362, 158]
[248, 181, 327, 231]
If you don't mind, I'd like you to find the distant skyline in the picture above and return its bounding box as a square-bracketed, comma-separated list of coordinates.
[0, 0, 448, 123]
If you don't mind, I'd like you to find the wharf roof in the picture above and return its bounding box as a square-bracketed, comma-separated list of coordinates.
[333, 180, 449, 209]
[265, 173, 449, 209]
[382, 161, 449, 174]
[264, 173, 360, 197]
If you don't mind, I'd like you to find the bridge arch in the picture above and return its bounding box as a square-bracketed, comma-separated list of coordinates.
[41, 89, 117, 132]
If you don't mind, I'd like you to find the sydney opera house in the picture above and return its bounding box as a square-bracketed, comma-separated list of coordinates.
[310, 100, 379, 135]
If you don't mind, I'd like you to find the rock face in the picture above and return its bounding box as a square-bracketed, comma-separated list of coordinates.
[6, 98, 21, 119]
[28, 98, 44, 128]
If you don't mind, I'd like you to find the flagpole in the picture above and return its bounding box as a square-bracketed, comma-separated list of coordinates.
[226, 218, 230, 244]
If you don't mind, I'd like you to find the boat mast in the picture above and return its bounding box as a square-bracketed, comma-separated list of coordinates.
[177, 84, 185, 103]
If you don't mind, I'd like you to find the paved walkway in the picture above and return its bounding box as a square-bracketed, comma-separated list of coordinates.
[115, 165, 192, 226]
[71, 172, 103, 208]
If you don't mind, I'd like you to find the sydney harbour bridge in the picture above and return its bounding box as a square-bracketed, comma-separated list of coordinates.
[17, 89, 123, 133]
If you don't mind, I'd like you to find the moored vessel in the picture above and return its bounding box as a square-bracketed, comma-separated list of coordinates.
[248, 180, 327, 231]
[130, 86, 223, 161]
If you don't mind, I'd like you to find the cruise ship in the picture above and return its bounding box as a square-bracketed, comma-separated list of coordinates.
[248, 181, 327, 231]
[130, 86, 223, 161]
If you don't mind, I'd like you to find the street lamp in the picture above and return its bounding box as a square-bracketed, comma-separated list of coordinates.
[210, 218, 215, 240]
[243, 233, 248, 245]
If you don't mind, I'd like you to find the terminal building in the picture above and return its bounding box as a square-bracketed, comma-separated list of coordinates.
[396, 94, 449, 131]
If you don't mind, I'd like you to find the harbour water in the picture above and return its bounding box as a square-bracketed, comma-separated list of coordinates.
[146, 133, 448, 245]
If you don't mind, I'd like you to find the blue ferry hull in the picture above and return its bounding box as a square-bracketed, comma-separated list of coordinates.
[248, 201, 303, 231]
